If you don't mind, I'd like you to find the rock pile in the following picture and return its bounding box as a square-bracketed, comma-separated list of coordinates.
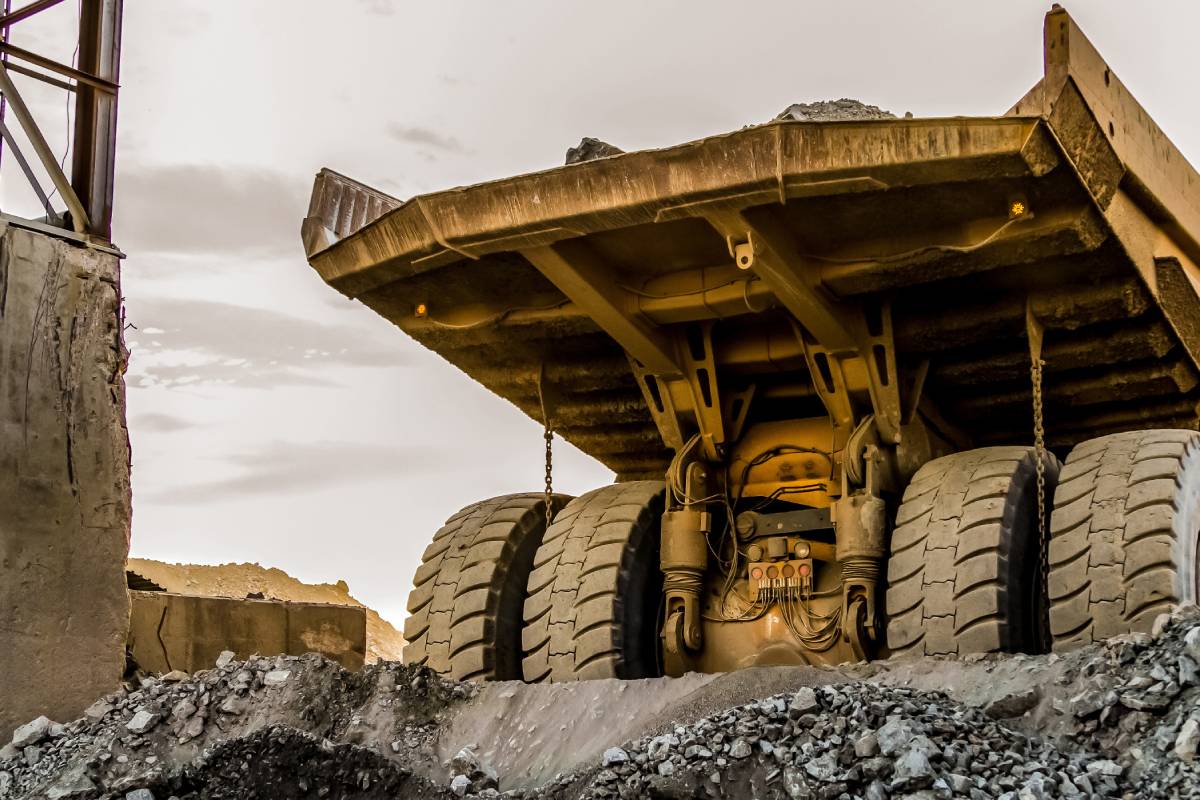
[773, 99, 900, 122]
[0, 652, 471, 799]
[565, 138, 624, 165]
[4, 611, 1200, 798]
[562, 683, 1107, 799]
[1046, 611, 1200, 797]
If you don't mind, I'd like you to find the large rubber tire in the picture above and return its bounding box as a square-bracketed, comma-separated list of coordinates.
[402, 493, 570, 681]
[1049, 429, 1200, 650]
[521, 481, 665, 682]
[886, 446, 1059, 658]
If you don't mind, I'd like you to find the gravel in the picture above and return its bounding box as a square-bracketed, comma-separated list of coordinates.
[519, 606, 1200, 799]
[0, 653, 470, 799]
[773, 99, 901, 122]
[552, 681, 1105, 799]
[6, 609, 1200, 798]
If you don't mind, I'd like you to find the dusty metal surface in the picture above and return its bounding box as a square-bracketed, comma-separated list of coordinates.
[302, 34, 1200, 476]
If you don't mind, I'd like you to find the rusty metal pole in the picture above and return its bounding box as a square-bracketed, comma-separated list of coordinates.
[0, 0, 12, 173]
[69, 0, 120, 240]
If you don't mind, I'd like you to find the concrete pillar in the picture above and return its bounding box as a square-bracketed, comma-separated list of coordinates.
[0, 222, 131, 738]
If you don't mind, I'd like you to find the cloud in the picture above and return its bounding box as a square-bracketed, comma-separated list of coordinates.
[129, 362, 340, 390]
[125, 296, 405, 389]
[114, 163, 309, 256]
[149, 440, 430, 503]
[132, 412, 196, 433]
[386, 124, 467, 154]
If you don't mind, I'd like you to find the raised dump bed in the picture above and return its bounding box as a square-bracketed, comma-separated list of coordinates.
[301, 8, 1200, 681]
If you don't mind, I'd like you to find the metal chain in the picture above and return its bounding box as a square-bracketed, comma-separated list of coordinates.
[1031, 351, 1048, 605]
[538, 362, 556, 531]
[543, 421, 554, 530]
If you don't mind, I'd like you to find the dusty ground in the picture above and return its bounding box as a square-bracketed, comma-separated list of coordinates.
[5, 608, 1200, 799]
[127, 559, 406, 663]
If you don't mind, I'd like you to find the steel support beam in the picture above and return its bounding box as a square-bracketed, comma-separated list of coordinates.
[70, 0, 121, 240]
[705, 207, 863, 354]
[0, 0, 65, 28]
[0, 41, 116, 93]
[0, 62, 88, 232]
[3, 59, 74, 91]
[522, 239, 683, 378]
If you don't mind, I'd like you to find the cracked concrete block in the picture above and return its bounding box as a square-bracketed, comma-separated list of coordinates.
[0, 223, 131, 740]
[128, 591, 366, 672]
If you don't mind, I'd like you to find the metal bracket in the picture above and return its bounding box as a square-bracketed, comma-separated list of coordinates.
[798, 331, 856, 449]
[634, 326, 754, 462]
[901, 359, 930, 426]
[679, 322, 727, 459]
[536, 361, 560, 430]
[726, 231, 758, 271]
[1026, 296, 1045, 364]
[723, 383, 755, 444]
[794, 300, 903, 467]
[860, 303, 902, 444]
[629, 355, 685, 451]
[735, 507, 833, 538]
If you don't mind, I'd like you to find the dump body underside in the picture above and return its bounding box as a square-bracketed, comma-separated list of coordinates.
[304, 102, 1200, 479]
[303, 10, 1200, 483]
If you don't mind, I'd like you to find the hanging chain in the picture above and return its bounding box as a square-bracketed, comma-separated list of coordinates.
[543, 419, 554, 530]
[1031, 351, 1048, 593]
[1026, 299, 1049, 623]
[538, 363, 555, 531]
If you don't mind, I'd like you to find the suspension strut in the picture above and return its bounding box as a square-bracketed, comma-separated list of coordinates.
[660, 461, 711, 656]
[833, 442, 888, 660]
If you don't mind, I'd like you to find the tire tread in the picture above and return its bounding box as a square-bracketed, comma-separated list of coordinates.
[886, 446, 1058, 657]
[401, 493, 569, 680]
[522, 481, 664, 682]
[1048, 429, 1200, 650]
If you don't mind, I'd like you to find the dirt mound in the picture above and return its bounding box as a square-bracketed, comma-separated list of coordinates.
[128, 558, 405, 663]
[5, 609, 1200, 798]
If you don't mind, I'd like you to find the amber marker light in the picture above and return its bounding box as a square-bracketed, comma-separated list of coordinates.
[415, 303, 428, 317]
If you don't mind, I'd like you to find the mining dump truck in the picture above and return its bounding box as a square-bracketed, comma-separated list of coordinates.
[300, 8, 1200, 682]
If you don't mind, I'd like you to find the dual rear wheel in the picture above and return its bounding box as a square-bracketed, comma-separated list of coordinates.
[402, 493, 568, 681]
[404, 430, 1200, 681]
[403, 483, 664, 682]
[885, 430, 1200, 658]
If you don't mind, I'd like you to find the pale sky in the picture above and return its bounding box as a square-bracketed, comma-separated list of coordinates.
[4, 1, 1199, 628]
